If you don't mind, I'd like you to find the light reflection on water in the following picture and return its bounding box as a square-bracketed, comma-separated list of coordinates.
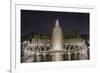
[21, 52, 87, 63]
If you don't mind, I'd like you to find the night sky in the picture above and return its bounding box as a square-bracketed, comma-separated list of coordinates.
[21, 10, 89, 36]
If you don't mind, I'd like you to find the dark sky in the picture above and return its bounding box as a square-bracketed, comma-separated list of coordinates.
[21, 10, 89, 36]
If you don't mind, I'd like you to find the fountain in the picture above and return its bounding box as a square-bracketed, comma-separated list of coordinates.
[51, 19, 64, 61]
[22, 19, 89, 63]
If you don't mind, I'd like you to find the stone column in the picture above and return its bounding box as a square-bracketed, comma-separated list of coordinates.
[36, 53, 41, 62]
[74, 52, 77, 60]
[43, 53, 46, 62]
[68, 52, 71, 60]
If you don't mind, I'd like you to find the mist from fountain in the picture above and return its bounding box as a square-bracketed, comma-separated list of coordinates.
[52, 19, 64, 61]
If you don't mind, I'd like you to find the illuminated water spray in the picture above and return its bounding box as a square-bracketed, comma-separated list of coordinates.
[52, 19, 64, 61]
